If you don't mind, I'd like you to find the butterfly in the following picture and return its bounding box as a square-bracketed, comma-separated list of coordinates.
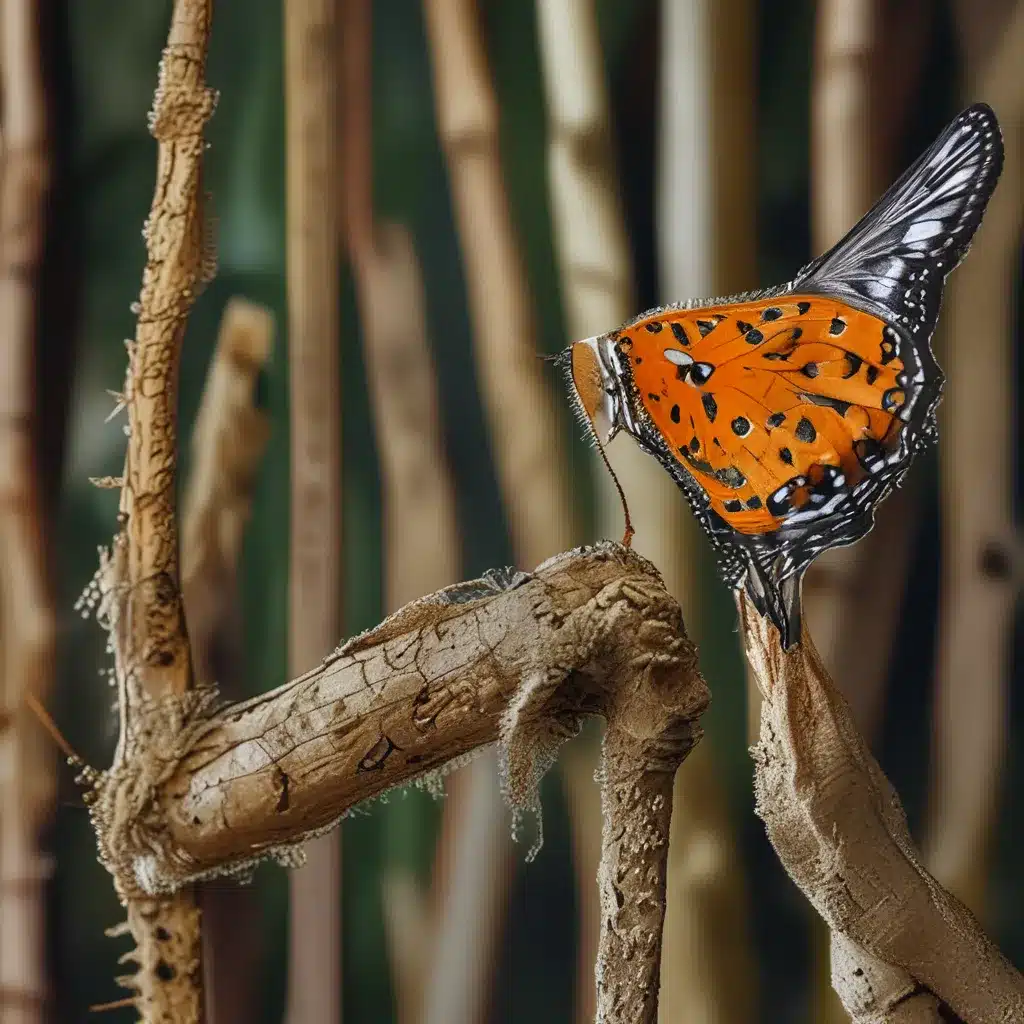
[559, 103, 1003, 650]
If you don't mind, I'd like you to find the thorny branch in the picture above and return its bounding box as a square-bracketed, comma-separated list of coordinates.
[80, 0, 216, 1020]
[739, 594, 1024, 1023]
[87, 543, 707, 1024]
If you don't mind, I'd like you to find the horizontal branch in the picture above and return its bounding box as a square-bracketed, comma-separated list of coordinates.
[89, 544, 707, 899]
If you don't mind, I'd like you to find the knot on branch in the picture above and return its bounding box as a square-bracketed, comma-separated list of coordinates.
[148, 49, 218, 141]
[89, 685, 221, 901]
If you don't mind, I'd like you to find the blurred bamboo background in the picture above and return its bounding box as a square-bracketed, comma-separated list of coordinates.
[8, 0, 1018, 1021]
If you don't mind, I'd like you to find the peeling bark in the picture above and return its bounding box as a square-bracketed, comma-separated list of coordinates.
[739, 593, 1024, 1023]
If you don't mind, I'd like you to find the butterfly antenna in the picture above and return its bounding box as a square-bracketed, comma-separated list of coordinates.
[593, 432, 634, 548]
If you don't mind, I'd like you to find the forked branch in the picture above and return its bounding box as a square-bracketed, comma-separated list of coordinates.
[88, 543, 707, 1024]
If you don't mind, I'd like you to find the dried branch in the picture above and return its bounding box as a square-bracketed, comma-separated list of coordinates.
[79, 1, 216, 1019]
[181, 296, 273, 1024]
[739, 592, 1024, 1023]
[924, 0, 1024, 917]
[0, 0, 55, 1020]
[85, 544, 707, 1024]
[283, 1, 343, 1021]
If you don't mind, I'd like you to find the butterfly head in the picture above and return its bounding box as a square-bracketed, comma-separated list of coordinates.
[563, 334, 629, 446]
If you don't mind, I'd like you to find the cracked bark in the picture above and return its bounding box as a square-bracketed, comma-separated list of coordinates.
[739, 593, 1024, 1023]
[89, 543, 708, 1024]
[81, 0, 216, 1020]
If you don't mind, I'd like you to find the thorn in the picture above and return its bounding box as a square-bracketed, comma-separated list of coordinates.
[89, 476, 124, 490]
[91, 996, 138, 1013]
[24, 692, 87, 767]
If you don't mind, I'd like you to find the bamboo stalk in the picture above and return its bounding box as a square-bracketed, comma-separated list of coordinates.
[531, 3, 637, 1016]
[805, 4, 931, 1015]
[339, 4, 487, 1020]
[422, 1, 577, 1018]
[653, 2, 759, 1020]
[0, 0, 54, 1020]
[283, 1, 342, 1022]
[422, 0, 575, 570]
[924, 0, 1024, 918]
[182, 297, 274, 1024]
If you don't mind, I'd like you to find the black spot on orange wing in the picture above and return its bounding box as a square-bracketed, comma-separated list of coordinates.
[794, 417, 817, 443]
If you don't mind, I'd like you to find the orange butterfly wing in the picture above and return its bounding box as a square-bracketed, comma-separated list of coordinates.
[617, 295, 906, 535]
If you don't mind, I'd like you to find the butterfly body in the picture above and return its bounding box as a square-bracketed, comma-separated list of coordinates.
[562, 104, 1003, 649]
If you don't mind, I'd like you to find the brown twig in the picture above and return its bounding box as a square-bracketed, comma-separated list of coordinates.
[82, 0, 216, 1019]
[739, 591, 1024, 1023]
[924, 0, 1024, 918]
[181, 296, 274, 1024]
[0, 3, 54, 1019]
[283, 1, 343, 1021]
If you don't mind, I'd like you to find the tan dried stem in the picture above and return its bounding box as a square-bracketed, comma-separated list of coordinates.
[181, 297, 273, 1024]
[0, 0, 54, 1020]
[283, 2, 343, 1022]
[81, 1, 216, 1020]
[739, 592, 1024, 1023]
[924, 0, 1024, 918]
[422, 0, 575, 570]
[86, 545, 706, 1024]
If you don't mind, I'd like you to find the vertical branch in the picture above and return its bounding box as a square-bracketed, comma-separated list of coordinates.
[654, 1, 759, 1021]
[283, 1, 342, 1022]
[0, 0, 54, 1020]
[924, 0, 1024, 917]
[422, 0, 574, 569]
[86, 1, 217, 1019]
[182, 297, 274, 1024]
